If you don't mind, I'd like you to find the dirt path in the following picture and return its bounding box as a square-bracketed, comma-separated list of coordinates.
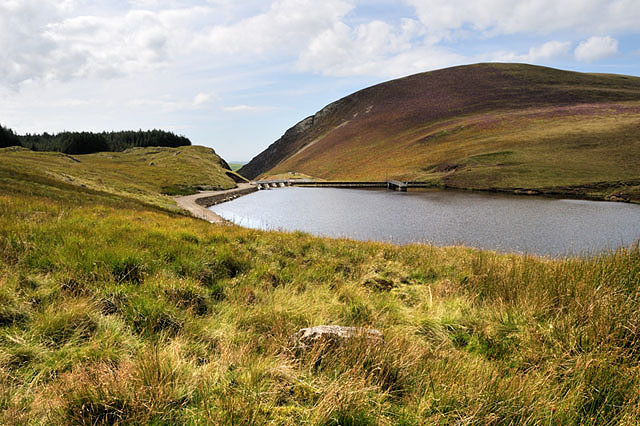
[173, 183, 255, 223]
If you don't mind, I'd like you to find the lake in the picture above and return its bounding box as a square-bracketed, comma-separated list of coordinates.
[209, 187, 640, 257]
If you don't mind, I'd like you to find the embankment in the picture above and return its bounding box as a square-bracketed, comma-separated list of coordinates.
[173, 183, 257, 222]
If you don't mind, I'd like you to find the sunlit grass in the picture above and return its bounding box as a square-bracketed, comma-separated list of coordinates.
[228, 162, 245, 172]
[0, 145, 239, 210]
[1, 161, 640, 424]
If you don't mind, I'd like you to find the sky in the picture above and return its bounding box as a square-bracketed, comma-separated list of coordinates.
[1, 0, 639, 161]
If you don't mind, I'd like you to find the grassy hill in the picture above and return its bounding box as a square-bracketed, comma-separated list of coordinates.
[0, 145, 243, 210]
[240, 63, 640, 202]
[227, 162, 246, 172]
[1, 131, 640, 423]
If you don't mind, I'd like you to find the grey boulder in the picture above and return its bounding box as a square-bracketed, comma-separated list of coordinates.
[292, 325, 383, 348]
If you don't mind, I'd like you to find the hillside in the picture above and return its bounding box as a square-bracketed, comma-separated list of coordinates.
[239, 63, 640, 201]
[1, 130, 640, 424]
[0, 145, 243, 210]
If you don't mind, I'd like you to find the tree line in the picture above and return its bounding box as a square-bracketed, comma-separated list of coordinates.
[1, 125, 191, 154]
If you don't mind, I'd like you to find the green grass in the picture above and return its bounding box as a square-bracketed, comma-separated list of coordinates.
[1, 152, 640, 424]
[0, 145, 239, 210]
[228, 162, 246, 172]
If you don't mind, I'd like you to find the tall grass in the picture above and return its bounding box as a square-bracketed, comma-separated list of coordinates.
[0, 168, 639, 424]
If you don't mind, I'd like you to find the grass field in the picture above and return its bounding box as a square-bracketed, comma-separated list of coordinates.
[228, 162, 246, 172]
[1, 149, 640, 424]
[0, 145, 240, 210]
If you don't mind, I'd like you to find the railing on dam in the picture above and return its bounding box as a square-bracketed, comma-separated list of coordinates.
[252, 179, 436, 191]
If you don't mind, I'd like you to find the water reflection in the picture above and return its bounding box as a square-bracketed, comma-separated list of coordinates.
[210, 187, 640, 257]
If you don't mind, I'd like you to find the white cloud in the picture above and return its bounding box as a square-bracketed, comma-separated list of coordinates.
[405, 0, 640, 38]
[128, 92, 217, 112]
[194, 0, 354, 57]
[3, 0, 637, 89]
[222, 105, 277, 112]
[0, 1, 209, 87]
[574, 36, 619, 62]
[0, 0, 357, 88]
[296, 18, 454, 78]
[50, 98, 93, 107]
[0, 0, 63, 87]
[192, 92, 212, 107]
[492, 40, 572, 63]
[527, 40, 573, 61]
[1, 0, 639, 164]
[44, 8, 207, 79]
[296, 19, 577, 79]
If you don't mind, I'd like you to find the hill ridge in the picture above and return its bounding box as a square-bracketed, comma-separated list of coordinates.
[238, 63, 640, 201]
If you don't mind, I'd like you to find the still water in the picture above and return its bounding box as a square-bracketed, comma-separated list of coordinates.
[209, 187, 640, 257]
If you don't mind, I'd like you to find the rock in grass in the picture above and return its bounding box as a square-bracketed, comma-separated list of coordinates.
[293, 325, 383, 348]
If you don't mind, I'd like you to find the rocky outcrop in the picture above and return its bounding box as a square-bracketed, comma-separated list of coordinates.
[238, 97, 354, 179]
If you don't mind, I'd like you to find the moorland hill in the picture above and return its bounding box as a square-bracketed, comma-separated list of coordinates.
[240, 63, 640, 201]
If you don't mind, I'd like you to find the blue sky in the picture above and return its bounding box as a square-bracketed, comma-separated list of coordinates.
[1, 0, 639, 161]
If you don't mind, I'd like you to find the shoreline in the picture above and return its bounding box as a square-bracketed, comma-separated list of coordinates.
[173, 183, 257, 223]
[175, 183, 639, 259]
[432, 185, 638, 204]
[175, 181, 638, 224]
[456, 184, 638, 204]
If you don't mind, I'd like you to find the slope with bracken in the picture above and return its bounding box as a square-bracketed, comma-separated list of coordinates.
[239, 63, 640, 202]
